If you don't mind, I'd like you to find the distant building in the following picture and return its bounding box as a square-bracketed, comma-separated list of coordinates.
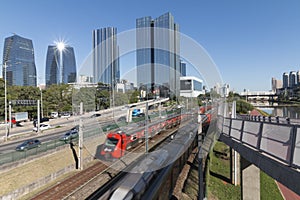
[180, 61, 187, 76]
[2, 34, 37, 86]
[289, 71, 297, 88]
[116, 80, 135, 93]
[271, 77, 283, 92]
[79, 75, 93, 84]
[212, 83, 230, 98]
[45, 45, 77, 86]
[297, 71, 300, 85]
[136, 12, 180, 99]
[180, 76, 204, 97]
[282, 72, 289, 88]
[92, 27, 120, 87]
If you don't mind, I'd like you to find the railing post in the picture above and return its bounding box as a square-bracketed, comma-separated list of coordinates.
[276, 116, 280, 124]
[289, 125, 297, 167]
[286, 117, 290, 125]
[257, 122, 264, 150]
[240, 120, 245, 142]
[263, 116, 265, 122]
[268, 116, 272, 123]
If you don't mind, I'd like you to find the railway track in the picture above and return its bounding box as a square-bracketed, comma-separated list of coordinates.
[31, 121, 185, 199]
[31, 162, 107, 200]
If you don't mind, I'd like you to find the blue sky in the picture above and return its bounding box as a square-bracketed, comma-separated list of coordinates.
[0, 0, 300, 92]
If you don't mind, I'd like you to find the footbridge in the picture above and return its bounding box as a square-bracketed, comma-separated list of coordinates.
[217, 114, 300, 199]
[240, 91, 277, 101]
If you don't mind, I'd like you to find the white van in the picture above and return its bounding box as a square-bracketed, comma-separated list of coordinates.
[51, 112, 58, 118]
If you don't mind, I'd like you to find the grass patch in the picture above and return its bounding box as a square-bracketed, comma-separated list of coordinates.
[207, 141, 241, 200]
[260, 171, 283, 200]
[208, 141, 284, 200]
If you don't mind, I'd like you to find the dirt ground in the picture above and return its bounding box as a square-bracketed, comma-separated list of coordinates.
[0, 145, 92, 198]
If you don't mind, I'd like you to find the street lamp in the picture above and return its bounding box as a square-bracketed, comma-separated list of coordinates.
[1, 62, 8, 140]
[40, 88, 44, 118]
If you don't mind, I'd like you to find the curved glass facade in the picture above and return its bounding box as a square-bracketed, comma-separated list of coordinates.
[2, 34, 37, 86]
[45, 45, 77, 86]
[136, 12, 180, 99]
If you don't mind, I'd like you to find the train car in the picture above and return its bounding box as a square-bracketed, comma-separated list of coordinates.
[100, 113, 184, 159]
[106, 123, 198, 200]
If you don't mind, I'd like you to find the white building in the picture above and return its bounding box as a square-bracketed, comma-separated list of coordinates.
[180, 76, 205, 97]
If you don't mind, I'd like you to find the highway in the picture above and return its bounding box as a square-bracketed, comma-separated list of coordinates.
[0, 100, 171, 160]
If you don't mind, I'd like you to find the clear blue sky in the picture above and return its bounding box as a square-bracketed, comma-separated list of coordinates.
[1, 0, 300, 92]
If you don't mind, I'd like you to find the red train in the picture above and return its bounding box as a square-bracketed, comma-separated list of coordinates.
[100, 108, 213, 159]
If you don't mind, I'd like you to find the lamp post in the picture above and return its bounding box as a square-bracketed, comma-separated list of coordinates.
[2, 62, 8, 141]
[40, 88, 44, 118]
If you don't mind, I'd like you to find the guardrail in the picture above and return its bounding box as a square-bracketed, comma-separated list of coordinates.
[218, 115, 300, 169]
[0, 140, 68, 166]
[237, 114, 300, 125]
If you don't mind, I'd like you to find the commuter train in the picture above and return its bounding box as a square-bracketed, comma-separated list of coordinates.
[93, 123, 199, 200]
[100, 111, 187, 159]
[100, 107, 213, 159]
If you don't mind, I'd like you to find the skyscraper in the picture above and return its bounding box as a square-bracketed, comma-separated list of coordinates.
[289, 71, 297, 88]
[180, 61, 187, 76]
[45, 45, 77, 86]
[2, 34, 37, 86]
[283, 72, 289, 88]
[92, 27, 120, 87]
[136, 12, 180, 99]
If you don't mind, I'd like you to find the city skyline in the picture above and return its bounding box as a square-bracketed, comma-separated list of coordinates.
[0, 1, 300, 92]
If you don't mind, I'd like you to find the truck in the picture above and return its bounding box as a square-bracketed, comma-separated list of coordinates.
[11, 112, 28, 123]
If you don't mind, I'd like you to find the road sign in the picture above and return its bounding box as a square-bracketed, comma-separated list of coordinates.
[11, 100, 37, 106]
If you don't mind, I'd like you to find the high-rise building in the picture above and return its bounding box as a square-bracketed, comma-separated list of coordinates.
[297, 71, 300, 85]
[289, 71, 297, 88]
[282, 72, 289, 88]
[2, 34, 37, 86]
[271, 77, 282, 91]
[136, 12, 180, 99]
[180, 61, 187, 76]
[45, 45, 77, 86]
[92, 27, 120, 87]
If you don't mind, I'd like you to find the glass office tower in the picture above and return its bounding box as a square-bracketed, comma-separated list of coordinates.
[92, 27, 120, 87]
[45, 45, 77, 86]
[136, 12, 180, 99]
[2, 34, 37, 86]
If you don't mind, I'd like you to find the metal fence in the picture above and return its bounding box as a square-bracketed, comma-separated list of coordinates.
[218, 115, 300, 169]
[237, 114, 300, 125]
[0, 140, 69, 166]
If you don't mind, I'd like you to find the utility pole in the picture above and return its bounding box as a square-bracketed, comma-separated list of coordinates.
[4, 62, 8, 141]
[78, 102, 83, 170]
[145, 102, 149, 153]
[37, 100, 40, 133]
[9, 101, 12, 134]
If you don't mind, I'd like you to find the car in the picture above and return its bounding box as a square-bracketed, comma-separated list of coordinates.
[33, 117, 50, 126]
[51, 112, 59, 118]
[59, 129, 78, 141]
[33, 124, 51, 132]
[60, 113, 71, 118]
[132, 109, 142, 117]
[16, 139, 41, 151]
[90, 113, 101, 118]
[117, 116, 127, 122]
